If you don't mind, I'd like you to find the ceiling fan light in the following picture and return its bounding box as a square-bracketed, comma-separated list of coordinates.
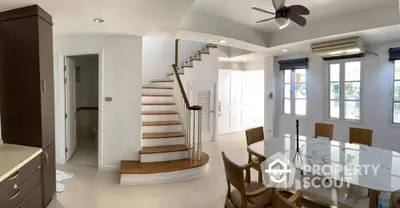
[275, 17, 290, 29]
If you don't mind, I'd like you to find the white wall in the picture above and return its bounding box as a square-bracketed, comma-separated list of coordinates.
[272, 42, 400, 153]
[54, 34, 143, 170]
[142, 37, 175, 84]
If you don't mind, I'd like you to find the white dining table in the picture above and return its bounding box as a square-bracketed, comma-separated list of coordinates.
[247, 135, 400, 208]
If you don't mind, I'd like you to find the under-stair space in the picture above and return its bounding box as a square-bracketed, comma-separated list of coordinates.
[120, 42, 217, 185]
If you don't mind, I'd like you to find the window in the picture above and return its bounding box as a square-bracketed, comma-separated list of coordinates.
[328, 60, 361, 121]
[393, 60, 400, 124]
[283, 69, 307, 116]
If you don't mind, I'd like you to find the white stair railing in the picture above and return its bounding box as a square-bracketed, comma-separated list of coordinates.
[172, 39, 204, 160]
[177, 40, 208, 69]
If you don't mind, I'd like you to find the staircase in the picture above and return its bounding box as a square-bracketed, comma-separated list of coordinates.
[120, 41, 216, 185]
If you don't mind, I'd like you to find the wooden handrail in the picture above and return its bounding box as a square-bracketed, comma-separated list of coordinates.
[173, 39, 202, 111]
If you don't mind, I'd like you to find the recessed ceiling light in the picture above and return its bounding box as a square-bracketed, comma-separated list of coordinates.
[93, 18, 104, 23]
[219, 40, 226, 44]
[282, 49, 288, 52]
[244, 58, 247, 61]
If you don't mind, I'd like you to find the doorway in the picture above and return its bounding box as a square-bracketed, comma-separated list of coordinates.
[190, 81, 216, 142]
[64, 54, 99, 167]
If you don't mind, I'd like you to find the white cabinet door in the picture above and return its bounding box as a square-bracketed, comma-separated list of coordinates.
[190, 82, 216, 141]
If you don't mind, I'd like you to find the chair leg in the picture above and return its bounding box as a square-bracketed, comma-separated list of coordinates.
[256, 165, 263, 183]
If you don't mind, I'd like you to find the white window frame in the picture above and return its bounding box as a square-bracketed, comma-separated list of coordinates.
[282, 69, 307, 116]
[326, 58, 363, 122]
[393, 60, 400, 124]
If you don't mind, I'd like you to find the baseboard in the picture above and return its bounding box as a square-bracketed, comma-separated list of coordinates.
[99, 163, 119, 171]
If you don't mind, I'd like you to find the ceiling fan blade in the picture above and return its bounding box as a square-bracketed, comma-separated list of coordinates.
[252, 7, 275, 15]
[272, 0, 286, 11]
[289, 15, 307, 26]
[256, 17, 275, 23]
[288, 5, 310, 15]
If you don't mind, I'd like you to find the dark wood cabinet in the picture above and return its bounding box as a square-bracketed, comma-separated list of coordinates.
[18, 184, 42, 208]
[42, 143, 56, 206]
[0, 5, 55, 208]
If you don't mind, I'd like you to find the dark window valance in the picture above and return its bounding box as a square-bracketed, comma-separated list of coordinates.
[278, 58, 308, 70]
[389, 47, 400, 61]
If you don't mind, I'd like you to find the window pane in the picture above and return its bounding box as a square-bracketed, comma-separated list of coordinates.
[284, 71, 291, 83]
[330, 64, 340, 82]
[295, 99, 306, 115]
[284, 99, 291, 114]
[295, 84, 306, 99]
[330, 83, 340, 100]
[284, 84, 291, 99]
[345, 61, 361, 81]
[295, 69, 306, 83]
[345, 82, 361, 100]
[330, 101, 340, 119]
[395, 60, 400, 80]
[395, 81, 400, 102]
[345, 101, 360, 120]
[394, 103, 400, 124]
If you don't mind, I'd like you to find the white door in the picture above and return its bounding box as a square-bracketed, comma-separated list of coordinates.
[65, 57, 77, 161]
[218, 70, 246, 135]
[190, 82, 216, 141]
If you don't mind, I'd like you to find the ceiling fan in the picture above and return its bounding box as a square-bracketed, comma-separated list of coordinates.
[252, 0, 310, 30]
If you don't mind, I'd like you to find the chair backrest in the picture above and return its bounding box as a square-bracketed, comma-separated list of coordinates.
[245, 127, 264, 146]
[272, 191, 300, 208]
[349, 127, 373, 146]
[221, 152, 246, 194]
[314, 123, 334, 140]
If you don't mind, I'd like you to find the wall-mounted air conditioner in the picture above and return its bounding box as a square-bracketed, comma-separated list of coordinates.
[311, 37, 364, 58]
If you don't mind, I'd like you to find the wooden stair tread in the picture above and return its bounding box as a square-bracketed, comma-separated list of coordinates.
[142, 86, 173, 89]
[140, 145, 188, 154]
[142, 102, 175, 106]
[120, 152, 209, 174]
[142, 121, 181, 126]
[207, 44, 218, 48]
[142, 111, 177, 115]
[143, 132, 185, 139]
[151, 79, 173, 83]
[142, 94, 173, 97]
[167, 72, 184, 76]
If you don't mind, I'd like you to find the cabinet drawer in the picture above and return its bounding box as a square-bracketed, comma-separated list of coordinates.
[0, 169, 41, 208]
[0, 155, 41, 198]
[17, 184, 42, 208]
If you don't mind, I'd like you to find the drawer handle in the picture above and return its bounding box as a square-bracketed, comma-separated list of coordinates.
[8, 189, 20, 200]
[44, 152, 49, 164]
[7, 171, 19, 181]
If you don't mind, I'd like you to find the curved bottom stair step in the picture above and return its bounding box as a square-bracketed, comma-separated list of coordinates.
[120, 152, 209, 185]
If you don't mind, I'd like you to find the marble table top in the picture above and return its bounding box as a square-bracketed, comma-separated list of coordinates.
[248, 135, 400, 193]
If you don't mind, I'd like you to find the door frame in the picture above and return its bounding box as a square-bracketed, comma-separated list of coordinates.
[54, 50, 104, 168]
[189, 80, 217, 142]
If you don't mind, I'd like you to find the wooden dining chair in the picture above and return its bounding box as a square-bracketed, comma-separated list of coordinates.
[272, 190, 303, 208]
[221, 152, 273, 208]
[245, 127, 266, 183]
[314, 123, 334, 140]
[349, 127, 373, 146]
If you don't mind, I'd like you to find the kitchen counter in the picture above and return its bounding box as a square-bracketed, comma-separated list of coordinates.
[0, 144, 42, 182]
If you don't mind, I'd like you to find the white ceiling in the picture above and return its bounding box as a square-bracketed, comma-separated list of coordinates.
[0, 0, 195, 36]
[191, 0, 396, 32]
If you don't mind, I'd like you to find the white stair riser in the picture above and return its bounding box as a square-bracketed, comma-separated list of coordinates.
[149, 82, 174, 88]
[142, 89, 173, 95]
[142, 125, 182, 133]
[142, 137, 185, 147]
[142, 114, 178, 122]
[142, 97, 173, 103]
[120, 163, 209, 185]
[140, 151, 189, 163]
[142, 105, 175, 111]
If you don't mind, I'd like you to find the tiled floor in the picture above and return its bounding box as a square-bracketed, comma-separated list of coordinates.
[48, 132, 251, 208]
